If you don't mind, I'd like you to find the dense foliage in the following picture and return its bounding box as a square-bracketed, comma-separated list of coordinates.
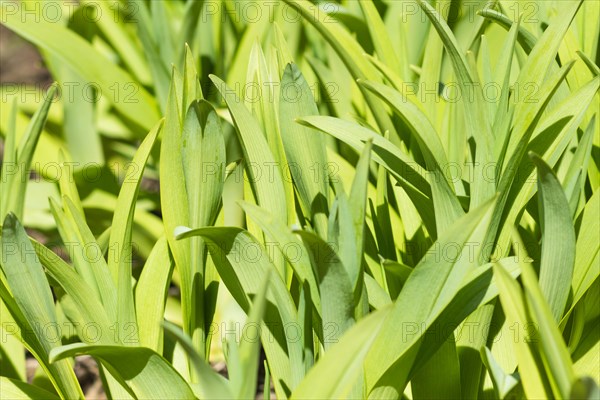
[0, 0, 599, 399]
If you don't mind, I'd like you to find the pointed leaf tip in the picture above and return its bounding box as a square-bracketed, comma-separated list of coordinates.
[174, 226, 193, 238]
[2, 212, 17, 229]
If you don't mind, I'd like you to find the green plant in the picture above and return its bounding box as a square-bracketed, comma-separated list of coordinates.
[0, 0, 598, 399]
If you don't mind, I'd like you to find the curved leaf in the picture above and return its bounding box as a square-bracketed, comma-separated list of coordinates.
[530, 153, 575, 322]
[0, 4, 159, 130]
[0, 214, 83, 399]
[175, 226, 303, 395]
[0, 377, 60, 400]
[49, 344, 195, 399]
[108, 119, 163, 345]
[209, 75, 287, 226]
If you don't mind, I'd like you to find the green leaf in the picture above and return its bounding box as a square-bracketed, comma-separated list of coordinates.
[182, 100, 225, 228]
[238, 201, 322, 321]
[31, 234, 132, 400]
[577, 50, 600, 76]
[225, 6, 271, 93]
[163, 321, 233, 400]
[372, 167, 398, 263]
[359, 80, 464, 234]
[182, 99, 226, 359]
[48, 197, 101, 303]
[280, 0, 397, 138]
[290, 307, 391, 400]
[297, 281, 315, 375]
[358, 1, 402, 83]
[0, 300, 26, 381]
[570, 377, 600, 400]
[279, 63, 329, 236]
[493, 73, 599, 258]
[30, 239, 114, 345]
[529, 153, 576, 322]
[247, 42, 296, 233]
[56, 152, 84, 216]
[485, 61, 576, 261]
[135, 236, 173, 353]
[209, 75, 287, 227]
[492, 18, 520, 174]
[159, 69, 192, 345]
[455, 304, 495, 399]
[0, 377, 60, 400]
[0, 97, 18, 219]
[411, 338, 461, 400]
[234, 271, 270, 400]
[0, 214, 83, 400]
[565, 189, 600, 321]
[1, 223, 45, 318]
[108, 119, 163, 345]
[518, 239, 575, 398]
[493, 262, 551, 399]
[572, 314, 600, 382]
[480, 347, 520, 398]
[332, 139, 372, 298]
[150, 0, 176, 75]
[0, 5, 159, 130]
[49, 344, 195, 399]
[297, 117, 433, 229]
[182, 44, 204, 111]
[295, 230, 354, 349]
[563, 117, 596, 217]
[364, 274, 391, 310]
[365, 198, 496, 397]
[81, 0, 152, 85]
[59, 197, 117, 324]
[176, 226, 303, 396]
[477, 8, 537, 54]
[177, 1, 205, 62]
[56, 66, 103, 165]
[504, 0, 583, 163]
[131, 0, 170, 111]
[3, 85, 56, 220]
[415, 0, 494, 208]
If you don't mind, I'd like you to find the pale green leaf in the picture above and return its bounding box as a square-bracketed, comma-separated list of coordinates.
[49, 344, 195, 399]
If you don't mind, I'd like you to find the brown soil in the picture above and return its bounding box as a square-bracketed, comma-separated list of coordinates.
[0, 25, 52, 85]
